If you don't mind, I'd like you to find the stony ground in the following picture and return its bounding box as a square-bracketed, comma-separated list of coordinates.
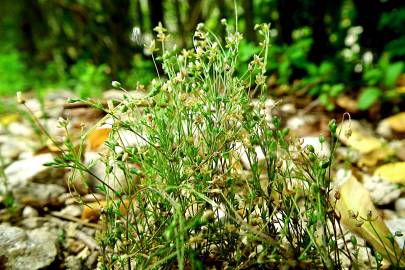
[0, 89, 404, 269]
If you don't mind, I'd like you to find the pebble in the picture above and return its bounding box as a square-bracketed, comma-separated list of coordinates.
[395, 198, 405, 218]
[64, 255, 82, 270]
[280, 103, 296, 114]
[0, 224, 58, 270]
[22, 206, 39, 218]
[60, 205, 82, 218]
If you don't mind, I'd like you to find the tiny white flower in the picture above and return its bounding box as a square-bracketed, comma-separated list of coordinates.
[112, 81, 121, 88]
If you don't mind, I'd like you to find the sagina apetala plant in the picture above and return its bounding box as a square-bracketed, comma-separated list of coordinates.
[50, 22, 351, 269]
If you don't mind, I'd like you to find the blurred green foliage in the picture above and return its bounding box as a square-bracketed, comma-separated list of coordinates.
[0, 0, 404, 110]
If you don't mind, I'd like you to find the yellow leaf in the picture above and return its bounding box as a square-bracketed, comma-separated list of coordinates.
[374, 162, 405, 184]
[0, 113, 20, 126]
[357, 145, 394, 167]
[386, 112, 405, 133]
[336, 173, 405, 267]
[337, 121, 383, 154]
[87, 127, 111, 151]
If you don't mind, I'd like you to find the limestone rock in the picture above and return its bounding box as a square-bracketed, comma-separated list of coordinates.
[0, 224, 58, 270]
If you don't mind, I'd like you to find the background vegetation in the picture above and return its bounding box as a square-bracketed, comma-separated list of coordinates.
[1, 0, 404, 109]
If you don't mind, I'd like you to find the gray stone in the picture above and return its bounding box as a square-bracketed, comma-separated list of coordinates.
[2, 154, 55, 193]
[0, 136, 39, 162]
[19, 217, 46, 229]
[0, 224, 58, 270]
[13, 183, 65, 206]
[64, 255, 82, 270]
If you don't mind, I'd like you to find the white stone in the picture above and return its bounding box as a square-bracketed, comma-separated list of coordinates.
[385, 218, 405, 249]
[7, 122, 34, 137]
[362, 174, 401, 205]
[280, 103, 296, 114]
[234, 141, 265, 170]
[60, 205, 82, 218]
[286, 115, 317, 131]
[22, 206, 39, 218]
[376, 119, 393, 138]
[301, 136, 330, 157]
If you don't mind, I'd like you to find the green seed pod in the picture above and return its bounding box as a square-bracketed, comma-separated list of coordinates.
[350, 235, 357, 246]
[307, 144, 315, 153]
[394, 230, 403, 237]
[282, 127, 290, 137]
[319, 134, 325, 144]
[328, 119, 337, 134]
[321, 160, 330, 169]
[272, 116, 281, 129]
[375, 252, 383, 262]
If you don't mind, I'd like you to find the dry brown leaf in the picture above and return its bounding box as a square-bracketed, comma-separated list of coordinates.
[373, 162, 405, 184]
[87, 127, 111, 151]
[335, 173, 405, 267]
[386, 112, 405, 133]
[337, 121, 383, 154]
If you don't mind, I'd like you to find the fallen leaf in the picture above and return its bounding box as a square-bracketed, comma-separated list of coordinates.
[0, 113, 20, 126]
[373, 162, 405, 184]
[357, 145, 394, 167]
[337, 121, 383, 154]
[386, 112, 405, 133]
[87, 127, 111, 151]
[335, 173, 405, 267]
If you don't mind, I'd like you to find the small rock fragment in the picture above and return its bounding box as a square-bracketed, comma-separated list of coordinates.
[22, 206, 39, 218]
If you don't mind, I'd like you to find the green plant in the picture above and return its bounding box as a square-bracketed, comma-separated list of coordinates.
[268, 26, 314, 85]
[358, 54, 404, 110]
[69, 61, 109, 98]
[43, 21, 364, 269]
[0, 50, 30, 95]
